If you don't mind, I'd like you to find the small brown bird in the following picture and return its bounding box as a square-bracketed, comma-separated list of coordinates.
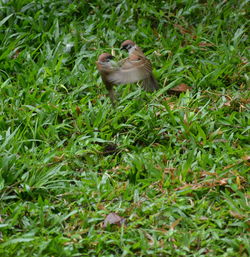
[107, 40, 159, 92]
[96, 53, 117, 103]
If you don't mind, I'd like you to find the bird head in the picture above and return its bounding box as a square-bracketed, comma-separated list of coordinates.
[98, 53, 115, 63]
[120, 40, 136, 51]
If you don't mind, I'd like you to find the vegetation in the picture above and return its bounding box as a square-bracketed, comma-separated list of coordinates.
[0, 0, 249, 256]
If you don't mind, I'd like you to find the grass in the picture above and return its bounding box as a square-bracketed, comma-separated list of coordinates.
[0, 0, 249, 256]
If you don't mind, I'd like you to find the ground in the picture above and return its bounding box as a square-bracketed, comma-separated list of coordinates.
[0, 0, 249, 256]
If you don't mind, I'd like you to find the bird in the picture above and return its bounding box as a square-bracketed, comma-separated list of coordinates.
[107, 40, 159, 92]
[96, 53, 118, 104]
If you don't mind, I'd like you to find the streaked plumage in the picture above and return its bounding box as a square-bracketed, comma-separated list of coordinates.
[96, 53, 117, 103]
[96, 41, 158, 103]
[108, 40, 159, 92]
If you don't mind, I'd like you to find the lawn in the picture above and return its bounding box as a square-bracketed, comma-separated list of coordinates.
[0, 0, 249, 256]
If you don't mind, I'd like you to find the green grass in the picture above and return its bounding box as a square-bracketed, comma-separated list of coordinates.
[0, 0, 249, 256]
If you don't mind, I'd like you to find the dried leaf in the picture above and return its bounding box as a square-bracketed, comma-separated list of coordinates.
[229, 211, 246, 220]
[200, 216, 209, 221]
[169, 238, 178, 249]
[170, 218, 182, 230]
[240, 57, 248, 65]
[108, 165, 129, 174]
[164, 168, 176, 180]
[76, 106, 81, 115]
[198, 42, 214, 47]
[242, 156, 250, 166]
[169, 84, 191, 95]
[236, 176, 241, 188]
[200, 171, 218, 178]
[174, 24, 192, 35]
[96, 203, 106, 210]
[240, 98, 250, 104]
[145, 232, 154, 246]
[175, 177, 231, 191]
[218, 178, 228, 185]
[103, 213, 125, 228]
[53, 154, 65, 162]
[168, 102, 176, 110]
[164, 168, 176, 173]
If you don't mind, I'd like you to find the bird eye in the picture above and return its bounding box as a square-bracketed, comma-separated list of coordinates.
[107, 56, 114, 61]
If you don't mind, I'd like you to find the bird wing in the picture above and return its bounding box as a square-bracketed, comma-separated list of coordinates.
[107, 56, 152, 84]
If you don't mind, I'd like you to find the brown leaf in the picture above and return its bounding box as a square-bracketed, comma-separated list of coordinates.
[145, 232, 154, 246]
[164, 168, 176, 180]
[200, 216, 209, 221]
[169, 238, 178, 249]
[198, 42, 214, 47]
[168, 102, 176, 110]
[103, 213, 126, 228]
[200, 171, 218, 178]
[242, 155, 250, 166]
[164, 168, 176, 173]
[169, 84, 192, 95]
[229, 211, 246, 220]
[96, 203, 106, 211]
[223, 163, 236, 170]
[108, 165, 129, 174]
[218, 178, 228, 185]
[75, 106, 81, 115]
[174, 24, 192, 35]
[170, 218, 182, 230]
[240, 98, 250, 104]
[53, 154, 65, 162]
[240, 57, 249, 65]
[175, 177, 231, 191]
[236, 176, 242, 189]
